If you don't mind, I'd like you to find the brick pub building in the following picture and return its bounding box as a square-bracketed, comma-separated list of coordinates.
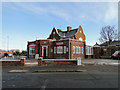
[27, 26, 86, 59]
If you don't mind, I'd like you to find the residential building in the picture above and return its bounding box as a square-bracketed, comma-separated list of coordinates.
[27, 26, 86, 59]
[93, 41, 120, 58]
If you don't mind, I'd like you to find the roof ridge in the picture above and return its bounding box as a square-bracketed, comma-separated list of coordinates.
[58, 28, 78, 32]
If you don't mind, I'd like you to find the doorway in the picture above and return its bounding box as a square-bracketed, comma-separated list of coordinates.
[43, 47, 47, 59]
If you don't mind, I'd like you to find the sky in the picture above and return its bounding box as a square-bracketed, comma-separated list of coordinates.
[2, 1, 118, 51]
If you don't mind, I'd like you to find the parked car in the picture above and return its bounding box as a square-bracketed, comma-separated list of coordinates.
[112, 51, 120, 60]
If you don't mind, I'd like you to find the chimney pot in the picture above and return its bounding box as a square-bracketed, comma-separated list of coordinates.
[67, 26, 72, 31]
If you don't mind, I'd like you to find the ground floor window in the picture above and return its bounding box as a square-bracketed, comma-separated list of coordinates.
[73, 46, 75, 54]
[57, 46, 63, 54]
[64, 46, 66, 54]
[29, 47, 35, 55]
[29, 55, 34, 58]
[54, 47, 56, 54]
[76, 46, 78, 54]
[78, 47, 80, 54]
[81, 47, 83, 54]
[76, 46, 81, 54]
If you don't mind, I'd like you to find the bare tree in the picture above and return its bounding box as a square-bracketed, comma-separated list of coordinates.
[118, 31, 120, 40]
[99, 25, 118, 45]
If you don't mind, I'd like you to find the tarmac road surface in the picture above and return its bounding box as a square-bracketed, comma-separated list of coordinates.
[2, 72, 118, 88]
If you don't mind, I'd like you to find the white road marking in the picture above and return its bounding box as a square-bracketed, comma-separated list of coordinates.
[41, 79, 48, 90]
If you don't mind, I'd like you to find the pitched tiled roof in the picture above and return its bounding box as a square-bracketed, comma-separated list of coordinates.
[100, 41, 120, 46]
[57, 28, 78, 39]
[93, 42, 100, 47]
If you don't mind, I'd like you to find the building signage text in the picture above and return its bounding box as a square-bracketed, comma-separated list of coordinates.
[56, 42, 64, 45]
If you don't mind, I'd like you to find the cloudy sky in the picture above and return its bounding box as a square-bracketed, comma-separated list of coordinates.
[2, 1, 118, 51]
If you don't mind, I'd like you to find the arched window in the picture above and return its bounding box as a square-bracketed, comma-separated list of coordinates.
[52, 38, 56, 41]
[73, 46, 75, 54]
[79, 37, 83, 41]
[53, 31, 55, 34]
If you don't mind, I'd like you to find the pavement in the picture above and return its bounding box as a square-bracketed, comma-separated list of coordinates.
[24, 58, 120, 65]
[1, 59, 119, 73]
[2, 59, 119, 89]
[2, 64, 118, 73]
[82, 59, 119, 65]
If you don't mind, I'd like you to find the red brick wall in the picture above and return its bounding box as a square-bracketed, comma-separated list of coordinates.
[53, 40, 69, 59]
[35, 40, 38, 54]
[93, 47, 101, 58]
[27, 39, 86, 59]
[75, 26, 86, 41]
[38, 59, 76, 65]
[69, 39, 85, 59]
[2, 59, 25, 66]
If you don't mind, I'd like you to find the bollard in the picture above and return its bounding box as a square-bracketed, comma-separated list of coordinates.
[20, 58, 25, 66]
[77, 58, 81, 65]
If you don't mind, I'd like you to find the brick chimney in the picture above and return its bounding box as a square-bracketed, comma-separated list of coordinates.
[67, 26, 72, 31]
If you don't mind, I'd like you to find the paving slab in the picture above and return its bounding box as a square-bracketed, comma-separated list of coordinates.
[8, 70, 29, 73]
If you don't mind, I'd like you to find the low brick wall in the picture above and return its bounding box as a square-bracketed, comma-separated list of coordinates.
[38, 59, 77, 66]
[1, 59, 25, 66]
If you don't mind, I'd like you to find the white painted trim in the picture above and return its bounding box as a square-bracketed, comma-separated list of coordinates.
[75, 28, 79, 36]
[55, 28, 61, 37]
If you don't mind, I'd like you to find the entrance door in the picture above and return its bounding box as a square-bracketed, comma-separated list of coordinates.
[43, 47, 47, 59]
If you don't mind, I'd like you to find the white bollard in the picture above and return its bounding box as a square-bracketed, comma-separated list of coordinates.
[77, 58, 81, 65]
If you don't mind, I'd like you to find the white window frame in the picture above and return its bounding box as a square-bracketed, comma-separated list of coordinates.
[42, 45, 48, 56]
[64, 46, 66, 54]
[57, 46, 63, 54]
[73, 46, 75, 54]
[76, 46, 78, 54]
[76, 46, 80, 54]
[78, 47, 80, 54]
[81, 47, 83, 54]
[54, 47, 56, 54]
[29, 47, 35, 55]
[91, 48, 93, 55]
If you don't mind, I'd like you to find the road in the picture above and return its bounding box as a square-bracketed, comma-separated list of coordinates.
[2, 72, 118, 88]
[1, 59, 119, 89]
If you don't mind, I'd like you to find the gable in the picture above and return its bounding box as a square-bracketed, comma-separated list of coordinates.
[75, 26, 86, 41]
[48, 26, 86, 41]
[47, 27, 60, 40]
